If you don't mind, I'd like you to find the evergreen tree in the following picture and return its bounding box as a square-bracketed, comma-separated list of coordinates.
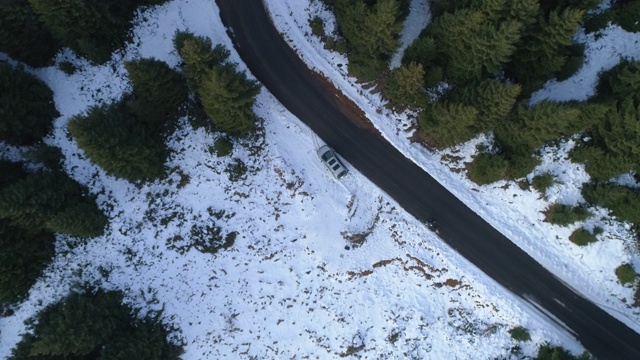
[583, 183, 640, 225]
[383, 62, 426, 108]
[429, 8, 521, 81]
[0, 160, 27, 189]
[28, 0, 169, 64]
[101, 319, 183, 360]
[494, 101, 595, 154]
[0, 170, 107, 237]
[67, 101, 167, 181]
[20, 290, 130, 357]
[509, 7, 584, 91]
[45, 203, 108, 238]
[335, 0, 403, 80]
[0, 171, 80, 229]
[587, 97, 640, 176]
[454, 79, 521, 130]
[0, 221, 55, 305]
[197, 64, 261, 136]
[174, 32, 230, 89]
[9, 289, 183, 360]
[0, 0, 60, 67]
[124, 58, 188, 131]
[418, 101, 478, 149]
[598, 60, 640, 102]
[0, 63, 59, 146]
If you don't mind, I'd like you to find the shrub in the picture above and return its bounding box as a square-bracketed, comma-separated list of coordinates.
[543, 203, 591, 226]
[615, 263, 637, 285]
[213, 137, 233, 157]
[582, 183, 640, 225]
[569, 227, 598, 246]
[509, 326, 531, 342]
[225, 158, 248, 182]
[506, 152, 540, 180]
[309, 16, 325, 37]
[58, 61, 77, 75]
[467, 152, 508, 185]
[531, 173, 556, 193]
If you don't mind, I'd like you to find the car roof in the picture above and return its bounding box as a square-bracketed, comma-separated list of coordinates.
[317, 145, 348, 178]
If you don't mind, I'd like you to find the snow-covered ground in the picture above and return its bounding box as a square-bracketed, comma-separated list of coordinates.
[0, 0, 638, 358]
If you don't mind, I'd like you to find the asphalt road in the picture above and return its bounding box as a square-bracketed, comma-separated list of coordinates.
[215, 1, 640, 358]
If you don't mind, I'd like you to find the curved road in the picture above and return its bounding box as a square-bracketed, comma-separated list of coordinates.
[216, 1, 640, 358]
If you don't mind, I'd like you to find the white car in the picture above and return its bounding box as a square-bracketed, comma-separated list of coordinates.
[317, 145, 348, 179]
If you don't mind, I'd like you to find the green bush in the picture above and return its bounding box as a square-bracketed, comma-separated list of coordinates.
[531, 173, 556, 193]
[569, 227, 598, 246]
[535, 343, 594, 360]
[582, 183, 640, 225]
[506, 152, 540, 180]
[213, 137, 233, 157]
[508, 326, 531, 342]
[225, 158, 248, 182]
[58, 61, 77, 75]
[544, 203, 591, 226]
[309, 16, 325, 37]
[615, 263, 638, 285]
[467, 152, 508, 185]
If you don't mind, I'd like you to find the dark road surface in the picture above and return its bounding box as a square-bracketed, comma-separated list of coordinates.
[216, 1, 640, 358]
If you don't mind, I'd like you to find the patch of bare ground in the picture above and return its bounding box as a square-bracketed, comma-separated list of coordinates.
[433, 278, 470, 290]
[341, 199, 382, 248]
[349, 255, 447, 281]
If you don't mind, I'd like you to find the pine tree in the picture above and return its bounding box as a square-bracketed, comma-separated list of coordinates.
[0, 220, 55, 304]
[0, 0, 60, 67]
[0, 161, 27, 189]
[22, 290, 130, 357]
[429, 9, 521, 81]
[10, 289, 183, 359]
[455, 79, 521, 130]
[509, 7, 584, 89]
[197, 64, 261, 136]
[174, 31, 230, 89]
[0, 171, 78, 229]
[335, 0, 403, 80]
[67, 101, 167, 181]
[0, 63, 59, 146]
[28, 0, 168, 64]
[45, 203, 108, 238]
[124, 58, 188, 131]
[593, 97, 640, 173]
[101, 319, 183, 360]
[418, 101, 479, 149]
[384, 62, 426, 108]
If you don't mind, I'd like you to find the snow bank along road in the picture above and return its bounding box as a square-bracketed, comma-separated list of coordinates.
[215, 0, 640, 358]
